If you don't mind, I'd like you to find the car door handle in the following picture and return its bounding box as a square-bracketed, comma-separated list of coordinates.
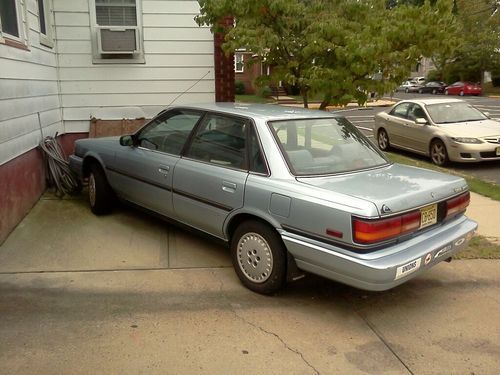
[222, 181, 237, 193]
[158, 165, 170, 176]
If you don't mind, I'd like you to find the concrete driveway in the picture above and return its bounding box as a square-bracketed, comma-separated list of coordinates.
[1, 193, 499, 374]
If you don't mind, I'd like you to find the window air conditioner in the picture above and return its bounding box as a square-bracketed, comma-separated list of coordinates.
[96, 26, 139, 54]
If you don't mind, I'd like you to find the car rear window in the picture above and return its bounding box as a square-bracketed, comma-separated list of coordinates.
[269, 117, 388, 175]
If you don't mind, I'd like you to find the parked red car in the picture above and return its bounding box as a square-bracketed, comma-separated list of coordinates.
[445, 81, 482, 96]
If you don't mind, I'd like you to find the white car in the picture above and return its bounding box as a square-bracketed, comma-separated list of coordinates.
[374, 98, 500, 165]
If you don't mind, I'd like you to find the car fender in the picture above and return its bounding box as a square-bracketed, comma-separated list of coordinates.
[223, 207, 283, 241]
[81, 151, 108, 177]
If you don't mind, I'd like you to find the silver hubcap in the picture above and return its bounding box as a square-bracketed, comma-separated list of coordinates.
[431, 143, 446, 165]
[236, 232, 273, 283]
[89, 173, 96, 206]
[378, 131, 388, 149]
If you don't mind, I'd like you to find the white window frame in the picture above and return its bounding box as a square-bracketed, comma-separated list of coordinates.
[88, 0, 144, 64]
[0, 0, 27, 46]
[234, 53, 244, 73]
[38, 0, 53, 48]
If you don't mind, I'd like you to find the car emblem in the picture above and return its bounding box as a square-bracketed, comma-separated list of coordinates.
[424, 253, 432, 265]
[381, 204, 392, 213]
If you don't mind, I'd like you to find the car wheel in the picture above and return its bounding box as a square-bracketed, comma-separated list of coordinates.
[445, 89, 449, 95]
[459, 91, 464, 96]
[230, 220, 287, 294]
[377, 129, 390, 151]
[432, 89, 437, 95]
[430, 140, 449, 166]
[88, 163, 115, 215]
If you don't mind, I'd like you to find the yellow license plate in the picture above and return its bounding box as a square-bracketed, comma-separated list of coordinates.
[420, 204, 437, 229]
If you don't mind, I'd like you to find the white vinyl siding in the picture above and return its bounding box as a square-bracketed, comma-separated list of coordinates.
[0, 0, 63, 166]
[54, 0, 214, 132]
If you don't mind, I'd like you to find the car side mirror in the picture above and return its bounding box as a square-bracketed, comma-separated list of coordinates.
[120, 134, 135, 147]
[415, 118, 428, 125]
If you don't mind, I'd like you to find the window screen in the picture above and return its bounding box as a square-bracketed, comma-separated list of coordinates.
[96, 0, 137, 26]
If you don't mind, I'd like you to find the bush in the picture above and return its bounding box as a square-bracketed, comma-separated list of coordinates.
[257, 86, 272, 98]
[235, 81, 246, 95]
[492, 76, 500, 87]
[426, 70, 439, 82]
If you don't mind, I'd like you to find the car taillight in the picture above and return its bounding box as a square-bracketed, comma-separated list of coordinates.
[446, 191, 470, 218]
[353, 210, 421, 244]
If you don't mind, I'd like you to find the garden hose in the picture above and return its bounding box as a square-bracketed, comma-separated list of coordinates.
[39, 134, 81, 198]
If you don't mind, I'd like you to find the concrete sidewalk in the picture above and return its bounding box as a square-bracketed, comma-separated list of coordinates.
[0, 191, 499, 374]
[466, 192, 500, 241]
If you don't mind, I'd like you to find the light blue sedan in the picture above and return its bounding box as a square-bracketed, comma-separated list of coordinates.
[69, 103, 477, 294]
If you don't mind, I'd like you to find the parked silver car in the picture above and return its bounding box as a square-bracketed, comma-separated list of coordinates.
[70, 103, 477, 294]
[374, 98, 500, 165]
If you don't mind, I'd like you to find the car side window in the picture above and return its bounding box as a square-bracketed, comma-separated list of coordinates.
[137, 109, 202, 155]
[248, 126, 268, 174]
[185, 114, 248, 169]
[390, 103, 411, 119]
[407, 104, 427, 122]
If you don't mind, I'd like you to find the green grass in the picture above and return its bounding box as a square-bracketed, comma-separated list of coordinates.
[385, 151, 500, 201]
[235, 95, 274, 104]
[454, 235, 500, 259]
[483, 82, 500, 96]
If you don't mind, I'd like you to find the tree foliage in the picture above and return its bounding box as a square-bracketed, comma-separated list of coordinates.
[196, 0, 461, 107]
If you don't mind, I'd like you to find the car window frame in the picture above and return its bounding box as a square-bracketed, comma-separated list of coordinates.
[267, 116, 390, 177]
[407, 103, 428, 123]
[181, 110, 270, 176]
[389, 102, 412, 119]
[133, 108, 205, 156]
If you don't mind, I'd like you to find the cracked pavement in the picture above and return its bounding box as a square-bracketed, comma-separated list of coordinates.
[1, 194, 499, 374]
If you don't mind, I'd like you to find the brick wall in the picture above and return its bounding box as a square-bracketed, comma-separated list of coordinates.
[214, 16, 235, 102]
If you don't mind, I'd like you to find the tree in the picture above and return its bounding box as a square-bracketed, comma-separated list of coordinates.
[196, 0, 458, 107]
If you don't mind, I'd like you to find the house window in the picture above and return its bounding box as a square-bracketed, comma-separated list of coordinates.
[38, 0, 53, 47]
[235, 54, 244, 73]
[96, 0, 137, 26]
[0, 0, 20, 38]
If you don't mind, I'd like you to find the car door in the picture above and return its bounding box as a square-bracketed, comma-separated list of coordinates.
[109, 108, 203, 217]
[405, 103, 431, 153]
[172, 113, 251, 238]
[384, 102, 413, 148]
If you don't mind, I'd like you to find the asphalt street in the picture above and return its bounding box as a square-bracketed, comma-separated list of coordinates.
[337, 93, 500, 184]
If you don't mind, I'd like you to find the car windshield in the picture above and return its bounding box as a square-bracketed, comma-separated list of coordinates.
[425, 102, 487, 124]
[269, 117, 388, 176]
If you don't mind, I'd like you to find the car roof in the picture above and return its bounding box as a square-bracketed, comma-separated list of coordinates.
[171, 102, 339, 121]
[395, 98, 465, 106]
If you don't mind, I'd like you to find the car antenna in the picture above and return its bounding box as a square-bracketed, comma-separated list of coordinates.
[165, 70, 211, 109]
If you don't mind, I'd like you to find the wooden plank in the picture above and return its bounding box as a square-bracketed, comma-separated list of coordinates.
[0, 58, 58, 80]
[58, 54, 93, 67]
[55, 26, 91, 41]
[54, 12, 90, 27]
[1, 42, 57, 66]
[59, 66, 215, 81]
[59, 79, 214, 94]
[143, 27, 212, 41]
[143, 14, 200, 28]
[57, 40, 93, 54]
[0, 79, 59, 100]
[61, 92, 214, 108]
[53, 0, 89, 13]
[142, 0, 201, 14]
[0, 95, 61, 122]
[144, 40, 213, 54]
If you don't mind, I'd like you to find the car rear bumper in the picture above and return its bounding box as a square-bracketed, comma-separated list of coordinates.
[281, 215, 477, 291]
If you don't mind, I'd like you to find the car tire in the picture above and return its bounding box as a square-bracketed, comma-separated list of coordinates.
[377, 129, 390, 151]
[459, 91, 464, 96]
[430, 140, 449, 166]
[230, 220, 287, 294]
[88, 163, 115, 215]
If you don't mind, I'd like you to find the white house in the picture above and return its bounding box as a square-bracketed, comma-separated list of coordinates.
[0, 0, 234, 243]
